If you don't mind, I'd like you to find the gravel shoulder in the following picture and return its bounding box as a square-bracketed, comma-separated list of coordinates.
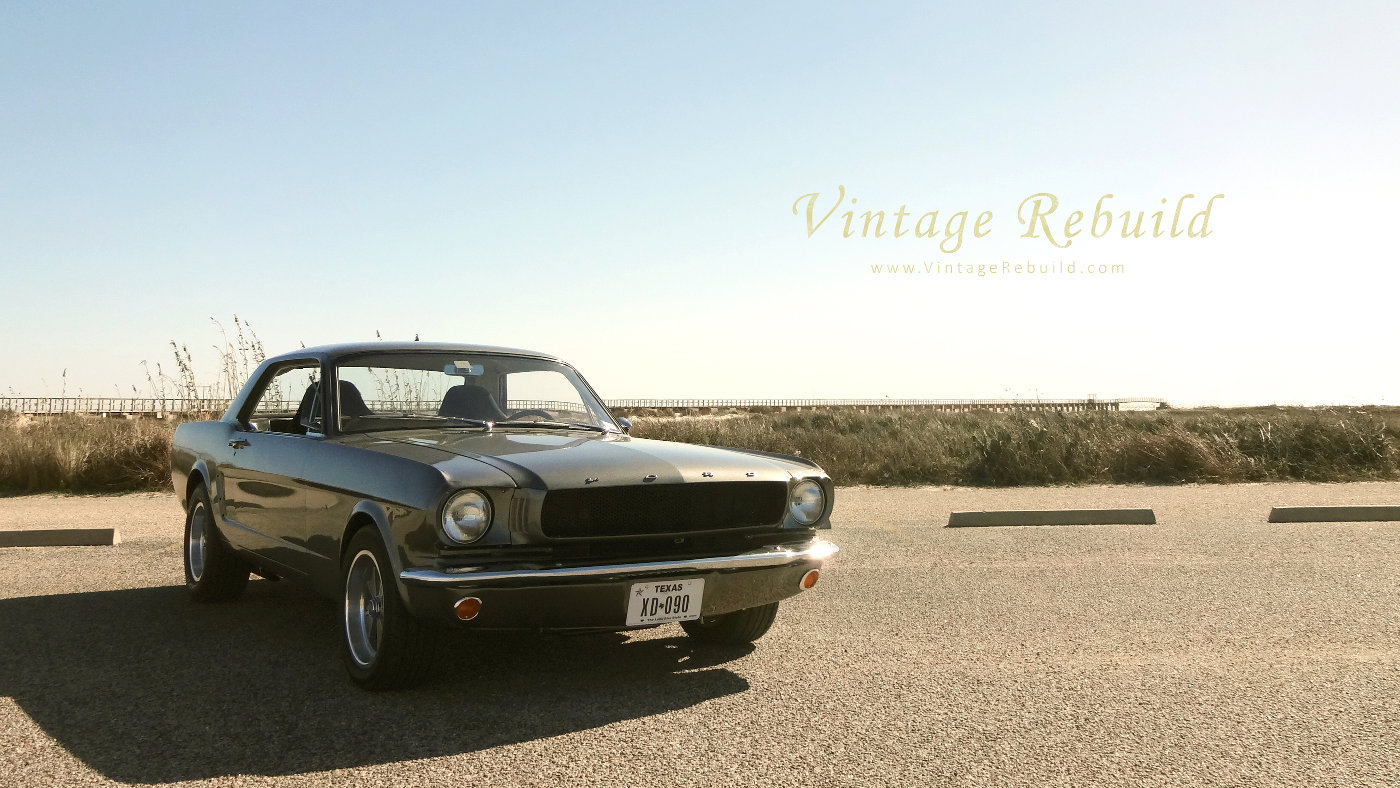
[1, 482, 1398, 787]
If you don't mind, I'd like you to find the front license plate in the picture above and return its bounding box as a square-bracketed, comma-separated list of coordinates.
[625, 578, 705, 626]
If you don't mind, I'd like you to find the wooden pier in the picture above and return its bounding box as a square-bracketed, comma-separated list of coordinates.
[0, 396, 1167, 419]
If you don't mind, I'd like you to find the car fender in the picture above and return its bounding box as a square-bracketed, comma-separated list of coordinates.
[345, 500, 394, 562]
[185, 458, 212, 506]
[703, 444, 821, 469]
[337, 499, 421, 607]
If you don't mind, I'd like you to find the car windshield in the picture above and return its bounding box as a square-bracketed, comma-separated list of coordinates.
[334, 351, 618, 433]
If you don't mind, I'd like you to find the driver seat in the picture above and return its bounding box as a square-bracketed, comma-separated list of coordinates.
[439, 384, 507, 421]
[294, 380, 372, 432]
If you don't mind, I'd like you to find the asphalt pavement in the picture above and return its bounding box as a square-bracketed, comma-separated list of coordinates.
[1, 482, 1398, 787]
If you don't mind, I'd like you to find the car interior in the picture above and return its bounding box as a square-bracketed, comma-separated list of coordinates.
[260, 380, 372, 435]
[438, 384, 508, 421]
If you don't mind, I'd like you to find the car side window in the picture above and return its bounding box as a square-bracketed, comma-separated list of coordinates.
[244, 363, 321, 435]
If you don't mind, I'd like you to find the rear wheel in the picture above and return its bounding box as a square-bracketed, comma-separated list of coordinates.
[183, 485, 250, 602]
[680, 602, 779, 644]
[341, 527, 439, 690]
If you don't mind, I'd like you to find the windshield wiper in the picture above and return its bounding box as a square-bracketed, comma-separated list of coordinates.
[493, 420, 610, 433]
[349, 414, 491, 428]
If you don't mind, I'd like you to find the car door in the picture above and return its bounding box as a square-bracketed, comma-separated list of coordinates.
[219, 360, 323, 577]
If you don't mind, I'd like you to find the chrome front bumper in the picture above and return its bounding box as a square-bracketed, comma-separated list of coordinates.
[399, 539, 839, 587]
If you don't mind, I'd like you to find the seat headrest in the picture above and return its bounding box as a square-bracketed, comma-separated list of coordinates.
[338, 380, 371, 419]
[439, 384, 506, 421]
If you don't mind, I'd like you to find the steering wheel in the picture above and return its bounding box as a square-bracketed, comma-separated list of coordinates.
[504, 409, 553, 421]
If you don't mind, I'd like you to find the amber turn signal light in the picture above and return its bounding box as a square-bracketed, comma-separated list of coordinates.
[454, 596, 482, 621]
[800, 569, 820, 590]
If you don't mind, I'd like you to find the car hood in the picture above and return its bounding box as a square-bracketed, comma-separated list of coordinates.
[352, 428, 811, 489]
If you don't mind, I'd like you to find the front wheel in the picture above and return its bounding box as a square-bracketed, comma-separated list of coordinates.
[680, 602, 780, 644]
[184, 485, 250, 602]
[341, 528, 439, 690]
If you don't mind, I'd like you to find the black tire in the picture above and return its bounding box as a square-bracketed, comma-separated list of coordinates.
[340, 527, 439, 690]
[183, 485, 250, 602]
[680, 602, 780, 644]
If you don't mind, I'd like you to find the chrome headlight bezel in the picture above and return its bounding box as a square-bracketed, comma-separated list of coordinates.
[441, 489, 493, 545]
[789, 479, 826, 525]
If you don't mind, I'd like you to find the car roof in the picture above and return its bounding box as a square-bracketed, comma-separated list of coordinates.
[266, 342, 560, 365]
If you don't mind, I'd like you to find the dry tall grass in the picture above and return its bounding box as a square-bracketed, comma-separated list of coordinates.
[631, 406, 1400, 486]
[2, 406, 1398, 494]
[0, 412, 172, 494]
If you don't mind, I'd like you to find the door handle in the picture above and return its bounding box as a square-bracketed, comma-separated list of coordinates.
[228, 438, 250, 449]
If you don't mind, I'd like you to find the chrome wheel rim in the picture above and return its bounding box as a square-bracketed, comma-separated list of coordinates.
[344, 550, 385, 667]
[187, 502, 208, 582]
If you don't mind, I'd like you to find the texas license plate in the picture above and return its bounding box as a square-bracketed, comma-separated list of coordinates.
[625, 578, 704, 625]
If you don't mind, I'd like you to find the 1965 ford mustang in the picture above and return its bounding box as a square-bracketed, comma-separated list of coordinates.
[171, 342, 838, 689]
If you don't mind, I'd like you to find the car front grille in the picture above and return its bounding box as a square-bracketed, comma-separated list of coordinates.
[540, 481, 788, 538]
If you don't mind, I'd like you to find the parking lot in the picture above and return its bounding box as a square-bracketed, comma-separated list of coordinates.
[2, 482, 1399, 787]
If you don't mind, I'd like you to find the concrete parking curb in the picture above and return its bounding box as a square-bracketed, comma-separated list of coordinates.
[947, 509, 1157, 527]
[1267, 506, 1400, 523]
[0, 528, 121, 547]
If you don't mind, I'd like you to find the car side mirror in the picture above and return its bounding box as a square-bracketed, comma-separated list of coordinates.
[616, 417, 631, 434]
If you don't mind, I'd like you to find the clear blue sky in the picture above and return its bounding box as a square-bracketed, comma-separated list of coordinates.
[2, 1, 1396, 404]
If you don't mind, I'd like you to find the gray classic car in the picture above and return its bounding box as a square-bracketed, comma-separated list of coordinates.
[171, 342, 837, 689]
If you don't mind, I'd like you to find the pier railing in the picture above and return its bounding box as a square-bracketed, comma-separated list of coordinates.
[1, 396, 1167, 417]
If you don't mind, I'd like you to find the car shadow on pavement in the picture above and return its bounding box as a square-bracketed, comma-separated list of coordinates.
[0, 580, 753, 782]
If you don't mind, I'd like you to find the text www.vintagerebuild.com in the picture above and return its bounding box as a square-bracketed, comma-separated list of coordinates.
[869, 260, 1125, 276]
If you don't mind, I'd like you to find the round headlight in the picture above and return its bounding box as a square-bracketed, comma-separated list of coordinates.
[442, 490, 493, 544]
[789, 479, 825, 525]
